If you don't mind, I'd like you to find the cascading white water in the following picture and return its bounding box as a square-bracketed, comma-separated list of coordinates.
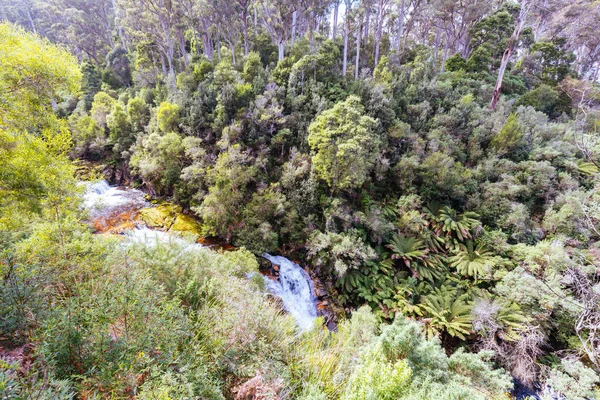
[263, 254, 318, 331]
[82, 180, 147, 216]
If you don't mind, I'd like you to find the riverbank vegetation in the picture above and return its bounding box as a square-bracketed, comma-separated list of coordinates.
[1, 0, 600, 397]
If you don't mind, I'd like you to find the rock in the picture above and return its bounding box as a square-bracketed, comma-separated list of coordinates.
[137, 203, 182, 230]
[313, 282, 327, 298]
[169, 213, 203, 238]
[272, 264, 280, 272]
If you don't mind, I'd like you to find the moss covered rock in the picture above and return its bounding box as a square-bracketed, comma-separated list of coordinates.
[138, 202, 204, 239]
[138, 203, 181, 230]
[169, 213, 203, 237]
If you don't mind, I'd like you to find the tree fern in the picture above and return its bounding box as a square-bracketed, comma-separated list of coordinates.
[449, 241, 496, 279]
[420, 287, 473, 340]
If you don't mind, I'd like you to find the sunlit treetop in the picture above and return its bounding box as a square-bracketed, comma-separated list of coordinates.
[0, 22, 81, 138]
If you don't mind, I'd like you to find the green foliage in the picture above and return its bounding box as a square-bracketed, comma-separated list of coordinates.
[420, 286, 473, 340]
[0, 23, 81, 133]
[514, 84, 567, 118]
[445, 54, 468, 72]
[308, 96, 379, 191]
[490, 113, 526, 159]
[107, 102, 134, 158]
[156, 101, 180, 132]
[195, 144, 258, 241]
[449, 241, 496, 279]
[130, 131, 185, 195]
[90, 91, 116, 129]
[341, 343, 411, 400]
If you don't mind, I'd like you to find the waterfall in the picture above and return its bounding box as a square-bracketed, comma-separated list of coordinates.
[82, 180, 147, 217]
[263, 254, 318, 331]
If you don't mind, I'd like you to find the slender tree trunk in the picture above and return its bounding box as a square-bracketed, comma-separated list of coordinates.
[24, 1, 37, 34]
[441, 33, 449, 73]
[309, 13, 315, 52]
[191, 28, 199, 55]
[202, 32, 213, 60]
[278, 38, 285, 61]
[242, 9, 249, 55]
[396, 0, 405, 52]
[342, 2, 351, 77]
[333, 1, 339, 39]
[374, 0, 386, 67]
[491, 0, 532, 109]
[355, 20, 362, 79]
[433, 26, 441, 70]
[179, 31, 189, 68]
[292, 11, 297, 48]
[364, 4, 370, 44]
[227, 39, 237, 65]
[254, 6, 258, 30]
[216, 27, 221, 61]
[112, 0, 128, 50]
[160, 53, 168, 77]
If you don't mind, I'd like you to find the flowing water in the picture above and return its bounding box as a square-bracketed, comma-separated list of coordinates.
[82, 180, 318, 331]
[263, 254, 318, 331]
[82, 180, 148, 232]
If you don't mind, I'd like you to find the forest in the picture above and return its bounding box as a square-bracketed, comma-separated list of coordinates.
[1, 0, 600, 398]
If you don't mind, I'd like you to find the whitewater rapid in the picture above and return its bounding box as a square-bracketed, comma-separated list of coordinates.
[263, 254, 318, 331]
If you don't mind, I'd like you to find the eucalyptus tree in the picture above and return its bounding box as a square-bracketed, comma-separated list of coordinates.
[491, 0, 537, 110]
[259, 0, 294, 61]
[118, 0, 182, 79]
[549, 0, 600, 80]
[431, 0, 494, 59]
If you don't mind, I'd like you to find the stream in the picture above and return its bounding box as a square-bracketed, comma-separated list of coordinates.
[82, 180, 318, 331]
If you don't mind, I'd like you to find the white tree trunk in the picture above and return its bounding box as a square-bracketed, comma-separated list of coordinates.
[292, 11, 297, 47]
[355, 20, 362, 79]
[278, 39, 285, 61]
[332, 1, 339, 39]
[342, 1, 351, 76]
[491, 0, 533, 109]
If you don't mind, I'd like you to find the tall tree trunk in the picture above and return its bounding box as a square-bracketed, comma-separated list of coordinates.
[226, 39, 237, 65]
[292, 10, 297, 48]
[433, 27, 441, 70]
[217, 32, 222, 61]
[374, 0, 386, 67]
[441, 33, 449, 73]
[396, 0, 405, 52]
[355, 19, 362, 79]
[364, 4, 370, 44]
[309, 12, 315, 52]
[278, 38, 285, 61]
[332, 1, 339, 39]
[160, 53, 168, 77]
[342, 1, 351, 77]
[491, 0, 532, 110]
[202, 32, 213, 60]
[112, 0, 128, 50]
[242, 9, 249, 55]
[254, 6, 258, 30]
[24, 1, 37, 34]
[179, 30, 189, 68]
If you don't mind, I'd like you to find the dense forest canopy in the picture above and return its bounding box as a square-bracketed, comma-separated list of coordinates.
[1, 0, 600, 398]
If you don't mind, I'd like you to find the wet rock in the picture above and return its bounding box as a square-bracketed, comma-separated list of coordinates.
[169, 213, 203, 238]
[138, 203, 182, 230]
[313, 281, 328, 298]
